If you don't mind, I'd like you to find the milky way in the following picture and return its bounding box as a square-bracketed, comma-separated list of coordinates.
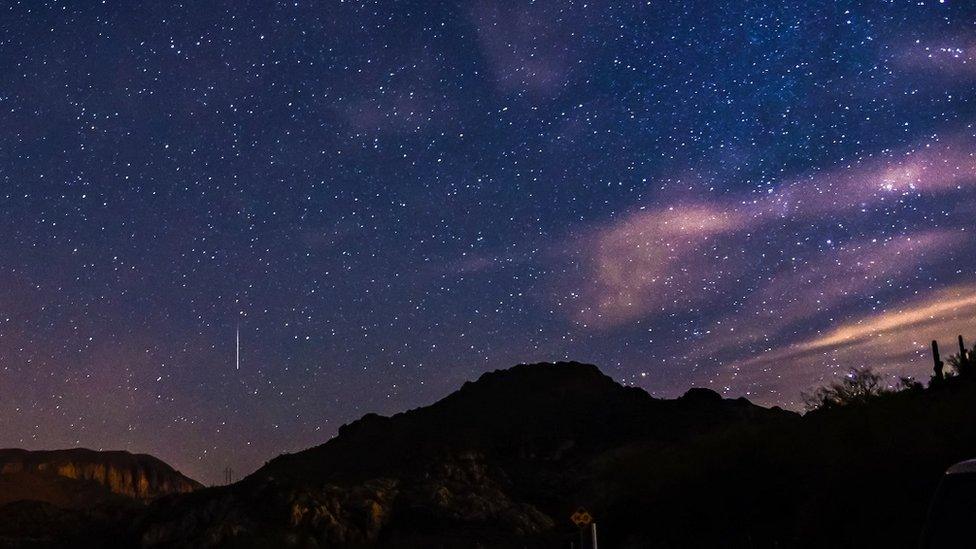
[1, 1, 975, 483]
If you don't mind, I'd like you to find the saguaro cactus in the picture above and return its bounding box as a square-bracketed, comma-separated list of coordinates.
[933, 340, 944, 382]
[958, 335, 971, 376]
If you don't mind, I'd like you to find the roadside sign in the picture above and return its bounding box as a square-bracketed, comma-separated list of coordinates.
[570, 507, 593, 527]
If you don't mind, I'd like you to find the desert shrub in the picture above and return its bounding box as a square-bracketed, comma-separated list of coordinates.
[802, 367, 891, 411]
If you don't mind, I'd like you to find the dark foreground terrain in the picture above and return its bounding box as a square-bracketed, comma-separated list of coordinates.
[2, 361, 974, 548]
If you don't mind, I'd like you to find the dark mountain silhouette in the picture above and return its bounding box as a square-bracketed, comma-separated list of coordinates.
[5, 360, 976, 548]
[131, 362, 795, 548]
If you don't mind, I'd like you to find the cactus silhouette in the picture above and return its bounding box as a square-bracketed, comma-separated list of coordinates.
[958, 335, 971, 376]
[932, 340, 945, 382]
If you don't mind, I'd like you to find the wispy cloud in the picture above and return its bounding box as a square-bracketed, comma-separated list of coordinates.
[571, 203, 749, 327]
[720, 283, 976, 406]
[796, 291, 976, 354]
[468, 0, 582, 96]
[698, 230, 968, 356]
[896, 37, 976, 78]
[567, 136, 976, 328]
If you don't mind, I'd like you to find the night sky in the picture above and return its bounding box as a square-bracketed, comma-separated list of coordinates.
[2, 1, 975, 484]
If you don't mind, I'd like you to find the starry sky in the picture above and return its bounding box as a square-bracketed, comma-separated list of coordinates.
[1, 1, 975, 484]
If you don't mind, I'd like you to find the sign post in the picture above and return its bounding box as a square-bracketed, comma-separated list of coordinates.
[570, 508, 597, 549]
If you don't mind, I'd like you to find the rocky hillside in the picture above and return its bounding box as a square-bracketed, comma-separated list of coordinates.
[0, 449, 201, 548]
[130, 362, 795, 548]
[9, 361, 969, 547]
[0, 448, 201, 506]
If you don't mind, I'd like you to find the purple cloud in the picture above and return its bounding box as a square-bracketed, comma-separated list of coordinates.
[468, 0, 580, 96]
[565, 136, 976, 329]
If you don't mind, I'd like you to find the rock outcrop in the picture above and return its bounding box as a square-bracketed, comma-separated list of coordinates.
[0, 448, 201, 505]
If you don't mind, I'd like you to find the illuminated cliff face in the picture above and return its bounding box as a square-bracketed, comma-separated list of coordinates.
[0, 448, 201, 503]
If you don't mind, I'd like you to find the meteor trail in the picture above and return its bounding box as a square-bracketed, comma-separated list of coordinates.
[236, 324, 240, 370]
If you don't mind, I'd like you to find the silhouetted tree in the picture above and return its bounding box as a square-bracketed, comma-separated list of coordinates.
[947, 354, 966, 376]
[898, 376, 923, 392]
[802, 367, 891, 411]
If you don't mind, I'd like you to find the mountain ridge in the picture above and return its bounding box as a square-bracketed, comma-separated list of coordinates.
[5, 360, 969, 547]
[132, 361, 795, 547]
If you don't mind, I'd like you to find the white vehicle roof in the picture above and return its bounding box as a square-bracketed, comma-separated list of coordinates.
[946, 459, 976, 475]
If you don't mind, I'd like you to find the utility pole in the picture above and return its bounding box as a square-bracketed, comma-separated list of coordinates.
[590, 522, 598, 549]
